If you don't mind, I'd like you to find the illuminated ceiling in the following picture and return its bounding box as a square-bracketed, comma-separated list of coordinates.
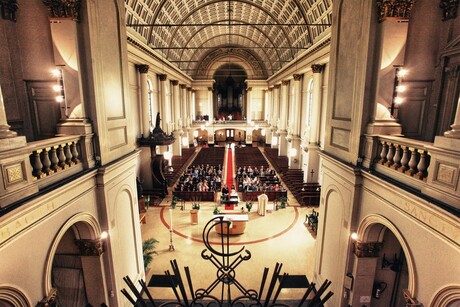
[125, 0, 332, 79]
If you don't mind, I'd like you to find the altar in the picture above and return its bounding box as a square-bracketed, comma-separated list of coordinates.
[214, 214, 248, 235]
[220, 193, 239, 210]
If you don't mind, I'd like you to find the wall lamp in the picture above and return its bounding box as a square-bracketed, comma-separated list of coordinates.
[390, 65, 408, 118]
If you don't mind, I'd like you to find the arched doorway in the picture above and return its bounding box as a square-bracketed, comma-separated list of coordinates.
[214, 63, 247, 120]
[46, 214, 107, 306]
[0, 286, 31, 307]
[353, 216, 414, 307]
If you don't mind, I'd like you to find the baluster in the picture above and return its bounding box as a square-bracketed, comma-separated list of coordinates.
[398, 146, 410, 172]
[404, 147, 418, 176]
[71, 141, 79, 164]
[31, 150, 43, 178]
[415, 150, 428, 180]
[40, 147, 52, 175]
[379, 141, 388, 164]
[384, 143, 395, 167]
[49, 146, 59, 172]
[57, 145, 66, 169]
[64, 142, 72, 166]
[391, 144, 402, 170]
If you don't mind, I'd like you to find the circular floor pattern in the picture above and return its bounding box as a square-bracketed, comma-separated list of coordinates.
[159, 204, 299, 245]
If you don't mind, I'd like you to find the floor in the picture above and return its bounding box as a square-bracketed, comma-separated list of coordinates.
[140, 193, 318, 304]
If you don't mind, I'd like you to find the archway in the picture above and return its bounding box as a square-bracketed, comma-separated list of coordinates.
[0, 286, 31, 307]
[45, 213, 107, 306]
[354, 215, 414, 307]
[213, 63, 247, 120]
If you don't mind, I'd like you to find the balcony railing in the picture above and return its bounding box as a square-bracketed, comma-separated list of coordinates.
[0, 134, 95, 211]
[364, 135, 460, 212]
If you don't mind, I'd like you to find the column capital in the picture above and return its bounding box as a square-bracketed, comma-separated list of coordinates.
[440, 0, 460, 21]
[180, 84, 187, 89]
[274, 84, 281, 89]
[187, 86, 193, 91]
[247, 87, 252, 92]
[208, 87, 213, 91]
[75, 239, 104, 256]
[171, 80, 179, 86]
[376, 0, 415, 23]
[352, 241, 383, 257]
[43, 0, 82, 22]
[293, 74, 303, 81]
[0, 0, 18, 21]
[311, 64, 326, 73]
[281, 80, 290, 86]
[135, 64, 149, 74]
[158, 74, 167, 81]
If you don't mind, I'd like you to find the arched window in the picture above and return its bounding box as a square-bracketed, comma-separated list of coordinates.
[147, 79, 153, 132]
[306, 78, 314, 128]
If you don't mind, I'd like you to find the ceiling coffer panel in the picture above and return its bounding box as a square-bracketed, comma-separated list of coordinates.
[125, 0, 332, 78]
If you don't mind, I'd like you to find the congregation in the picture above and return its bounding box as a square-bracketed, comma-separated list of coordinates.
[236, 166, 285, 192]
[175, 164, 223, 192]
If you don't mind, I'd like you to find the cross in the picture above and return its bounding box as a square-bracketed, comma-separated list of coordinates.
[310, 169, 315, 181]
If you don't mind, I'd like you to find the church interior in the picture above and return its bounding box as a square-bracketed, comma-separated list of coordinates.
[0, 0, 459, 306]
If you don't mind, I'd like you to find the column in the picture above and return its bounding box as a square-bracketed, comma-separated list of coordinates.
[289, 74, 303, 169]
[207, 87, 214, 122]
[366, 1, 412, 135]
[349, 241, 381, 307]
[246, 87, 252, 124]
[181, 84, 189, 148]
[271, 85, 281, 148]
[0, 85, 18, 140]
[444, 96, 460, 138]
[278, 80, 289, 156]
[171, 80, 181, 131]
[265, 88, 273, 145]
[171, 80, 182, 156]
[305, 65, 325, 182]
[75, 238, 109, 305]
[158, 74, 168, 133]
[136, 64, 150, 137]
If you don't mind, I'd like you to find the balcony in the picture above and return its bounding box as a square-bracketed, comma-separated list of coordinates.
[0, 134, 95, 214]
[363, 135, 460, 214]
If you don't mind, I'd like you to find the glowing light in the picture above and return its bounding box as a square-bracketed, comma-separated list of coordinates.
[100, 231, 108, 239]
[396, 85, 406, 93]
[51, 69, 61, 77]
[52, 85, 62, 92]
[350, 232, 358, 241]
[193, 130, 199, 138]
[55, 95, 64, 103]
[271, 136, 278, 146]
[182, 137, 189, 146]
[397, 68, 408, 78]
[200, 124, 205, 130]
[289, 148, 297, 157]
[394, 97, 404, 104]
[261, 129, 266, 136]
[164, 151, 172, 161]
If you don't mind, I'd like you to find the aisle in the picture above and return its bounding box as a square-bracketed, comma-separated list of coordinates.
[226, 147, 233, 189]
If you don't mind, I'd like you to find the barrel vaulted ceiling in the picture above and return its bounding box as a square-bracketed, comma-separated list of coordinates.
[125, 0, 332, 79]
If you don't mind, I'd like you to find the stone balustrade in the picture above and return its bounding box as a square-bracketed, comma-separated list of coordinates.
[0, 134, 95, 211]
[364, 135, 460, 211]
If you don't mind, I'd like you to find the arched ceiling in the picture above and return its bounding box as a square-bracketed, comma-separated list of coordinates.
[125, 0, 332, 79]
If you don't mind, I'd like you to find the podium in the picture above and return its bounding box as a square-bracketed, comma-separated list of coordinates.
[257, 193, 268, 216]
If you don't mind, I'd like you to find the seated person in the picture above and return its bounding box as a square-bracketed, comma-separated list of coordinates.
[221, 184, 229, 195]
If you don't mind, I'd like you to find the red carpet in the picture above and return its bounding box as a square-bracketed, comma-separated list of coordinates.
[226, 148, 233, 189]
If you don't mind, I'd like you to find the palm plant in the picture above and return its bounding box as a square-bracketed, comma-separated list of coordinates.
[142, 238, 159, 271]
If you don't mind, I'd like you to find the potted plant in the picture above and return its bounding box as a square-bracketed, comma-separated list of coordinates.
[245, 202, 253, 212]
[170, 195, 180, 209]
[278, 196, 288, 209]
[142, 238, 159, 272]
[192, 203, 200, 210]
[213, 206, 220, 214]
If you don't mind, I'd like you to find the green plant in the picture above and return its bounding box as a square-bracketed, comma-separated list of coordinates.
[245, 202, 253, 212]
[213, 206, 220, 214]
[278, 196, 288, 208]
[142, 238, 159, 271]
[192, 203, 200, 210]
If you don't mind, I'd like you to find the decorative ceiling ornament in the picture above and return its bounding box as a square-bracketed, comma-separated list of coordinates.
[0, 0, 18, 21]
[42, 0, 82, 22]
[440, 0, 459, 21]
[376, 0, 416, 23]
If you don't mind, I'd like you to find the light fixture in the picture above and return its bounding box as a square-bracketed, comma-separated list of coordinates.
[163, 151, 172, 161]
[182, 137, 188, 147]
[100, 231, 108, 239]
[261, 129, 266, 136]
[390, 66, 408, 118]
[52, 67, 67, 118]
[350, 232, 358, 241]
[193, 130, 199, 138]
[289, 148, 297, 157]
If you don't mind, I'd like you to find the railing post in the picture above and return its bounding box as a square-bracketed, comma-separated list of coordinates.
[399, 146, 409, 172]
[64, 142, 72, 166]
[40, 148, 52, 175]
[391, 144, 402, 170]
[71, 141, 79, 164]
[58, 145, 67, 169]
[31, 150, 44, 178]
[384, 142, 395, 167]
[414, 150, 429, 180]
[405, 148, 419, 176]
[49, 146, 59, 172]
[379, 141, 388, 164]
